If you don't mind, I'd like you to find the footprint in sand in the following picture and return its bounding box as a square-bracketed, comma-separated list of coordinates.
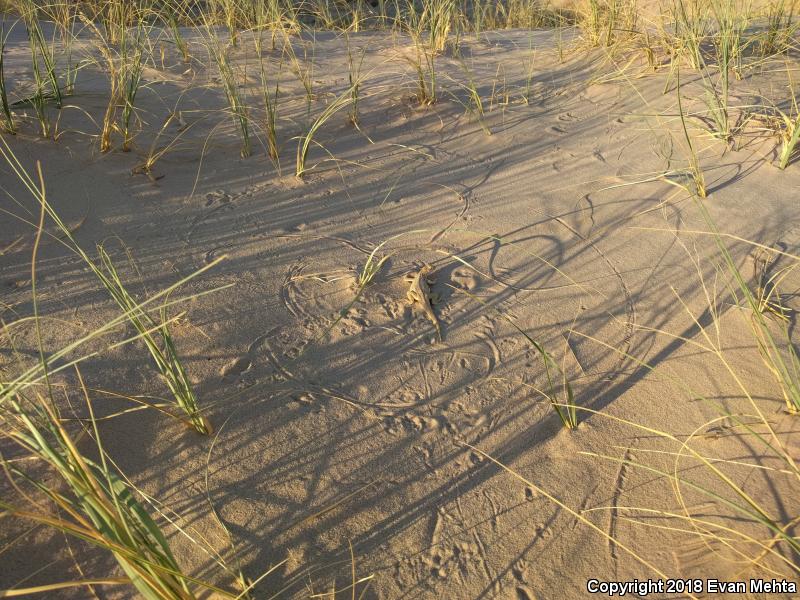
[220, 355, 252, 379]
[451, 268, 480, 291]
[512, 558, 528, 583]
[421, 547, 453, 579]
[204, 189, 237, 207]
[516, 586, 538, 600]
[220, 333, 269, 380]
[337, 308, 371, 336]
[378, 294, 404, 319]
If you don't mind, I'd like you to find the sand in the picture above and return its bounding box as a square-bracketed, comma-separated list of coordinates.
[1, 18, 799, 600]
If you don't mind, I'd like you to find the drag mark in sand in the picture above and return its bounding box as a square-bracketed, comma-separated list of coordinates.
[554, 216, 636, 381]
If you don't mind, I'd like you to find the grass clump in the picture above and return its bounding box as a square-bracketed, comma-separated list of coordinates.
[346, 33, 366, 127]
[0, 391, 195, 600]
[697, 203, 800, 415]
[669, 0, 708, 70]
[16, 0, 63, 137]
[521, 43, 536, 105]
[454, 60, 491, 135]
[0, 193, 208, 600]
[0, 22, 15, 134]
[206, 25, 252, 158]
[675, 67, 708, 198]
[774, 70, 800, 169]
[406, 31, 438, 106]
[163, 1, 191, 63]
[0, 137, 214, 435]
[421, 0, 458, 54]
[95, 245, 214, 436]
[283, 31, 315, 118]
[255, 30, 282, 164]
[295, 87, 353, 178]
[79, 14, 149, 152]
[760, 0, 798, 56]
[777, 108, 800, 169]
[580, 0, 638, 48]
[119, 28, 148, 152]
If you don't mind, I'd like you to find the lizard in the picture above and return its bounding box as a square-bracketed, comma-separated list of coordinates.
[405, 264, 442, 342]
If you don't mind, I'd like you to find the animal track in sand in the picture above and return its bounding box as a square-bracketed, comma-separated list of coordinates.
[417, 539, 488, 584]
[220, 355, 252, 379]
[219, 326, 306, 382]
[377, 293, 404, 319]
[204, 246, 230, 265]
[558, 193, 596, 245]
[281, 262, 315, 320]
[451, 268, 480, 291]
[185, 189, 240, 242]
[384, 386, 423, 408]
[336, 307, 371, 337]
[204, 189, 233, 206]
[516, 585, 538, 600]
[512, 558, 528, 582]
[220, 333, 268, 379]
[474, 329, 501, 378]
[382, 411, 455, 436]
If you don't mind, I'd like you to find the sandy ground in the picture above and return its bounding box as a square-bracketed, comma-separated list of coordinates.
[1, 20, 800, 599]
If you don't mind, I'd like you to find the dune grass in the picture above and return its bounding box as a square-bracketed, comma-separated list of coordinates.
[761, 0, 799, 56]
[0, 0, 798, 170]
[776, 70, 800, 168]
[205, 22, 252, 158]
[580, 0, 638, 48]
[0, 135, 264, 597]
[671, 64, 707, 197]
[255, 30, 282, 164]
[1, 389, 196, 600]
[0, 137, 216, 435]
[345, 32, 366, 127]
[0, 22, 14, 134]
[453, 59, 491, 134]
[406, 30, 438, 105]
[164, 2, 191, 63]
[295, 85, 353, 178]
[95, 245, 214, 435]
[16, 0, 62, 137]
[77, 11, 150, 152]
[119, 27, 148, 152]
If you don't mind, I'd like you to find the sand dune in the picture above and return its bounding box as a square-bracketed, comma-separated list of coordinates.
[1, 3, 799, 598]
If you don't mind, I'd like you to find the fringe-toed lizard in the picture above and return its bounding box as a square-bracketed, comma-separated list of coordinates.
[405, 264, 442, 342]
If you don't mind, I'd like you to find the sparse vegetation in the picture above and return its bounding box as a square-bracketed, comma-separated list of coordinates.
[206, 21, 252, 158]
[255, 30, 282, 164]
[295, 85, 352, 177]
[0, 22, 14, 134]
[1, 0, 800, 596]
